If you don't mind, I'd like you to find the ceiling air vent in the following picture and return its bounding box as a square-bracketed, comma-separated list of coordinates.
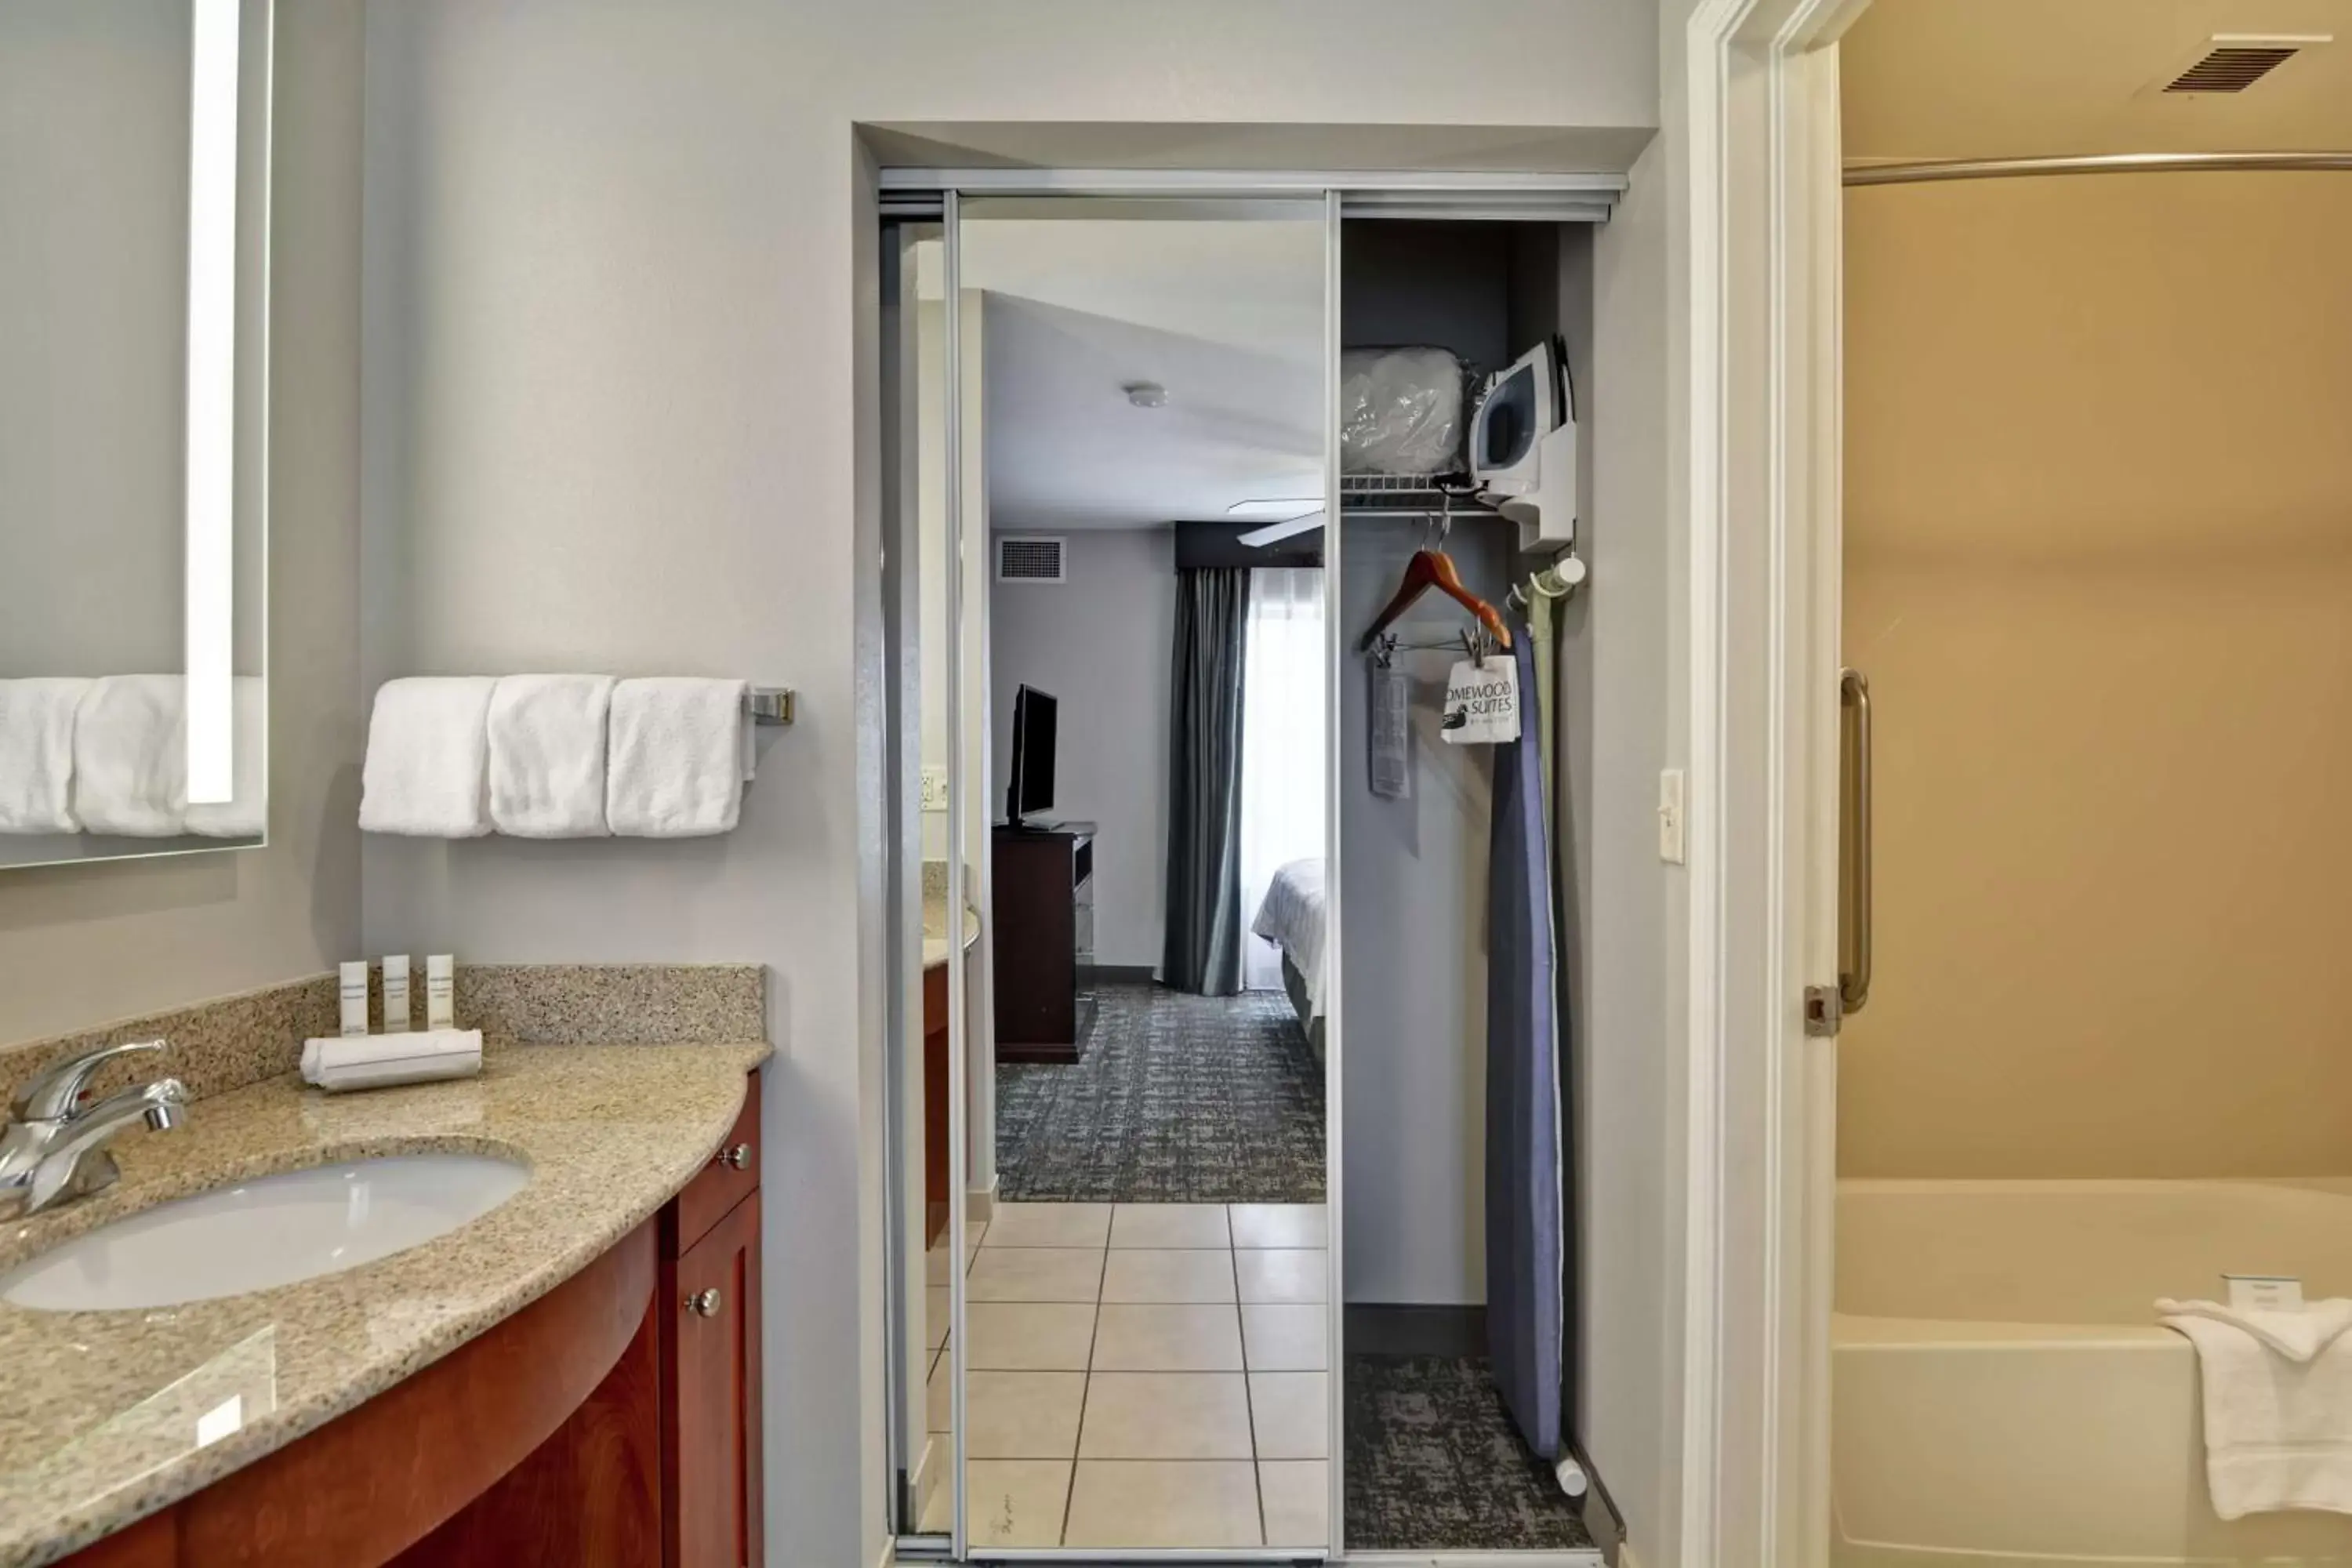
[996, 535, 1067, 583]
[2162, 34, 2326, 93]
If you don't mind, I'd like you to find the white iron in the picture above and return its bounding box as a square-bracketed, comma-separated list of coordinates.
[1472, 339, 1579, 554]
[1469, 339, 1567, 499]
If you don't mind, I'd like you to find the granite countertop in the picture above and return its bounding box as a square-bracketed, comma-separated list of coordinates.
[0, 1040, 770, 1568]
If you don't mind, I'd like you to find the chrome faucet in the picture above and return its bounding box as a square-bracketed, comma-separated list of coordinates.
[0, 1040, 187, 1219]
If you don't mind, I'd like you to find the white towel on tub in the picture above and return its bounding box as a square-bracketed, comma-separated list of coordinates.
[2159, 1296, 2352, 1519]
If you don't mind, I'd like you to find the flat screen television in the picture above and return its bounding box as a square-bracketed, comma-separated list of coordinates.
[1005, 684, 1058, 829]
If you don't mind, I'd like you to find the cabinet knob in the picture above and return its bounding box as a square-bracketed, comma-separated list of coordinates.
[715, 1142, 752, 1171]
[685, 1287, 724, 1317]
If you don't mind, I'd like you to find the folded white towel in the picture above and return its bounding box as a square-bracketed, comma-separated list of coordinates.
[0, 679, 90, 834]
[487, 674, 615, 838]
[185, 675, 267, 839]
[2159, 1296, 2352, 1519]
[605, 677, 748, 837]
[73, 675, 187, 837]
[301, 1029, 483, 1094]
[359, 677, 495, 837]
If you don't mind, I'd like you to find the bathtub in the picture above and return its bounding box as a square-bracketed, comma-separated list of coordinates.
[1834, 1178, 2352, 1566]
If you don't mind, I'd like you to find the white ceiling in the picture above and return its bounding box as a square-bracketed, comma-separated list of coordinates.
[958, 214, 1325, 532]
[1844, 0, 2352, 160]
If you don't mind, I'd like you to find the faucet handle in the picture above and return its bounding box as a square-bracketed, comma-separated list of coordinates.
[13, 1040, 169, 1123]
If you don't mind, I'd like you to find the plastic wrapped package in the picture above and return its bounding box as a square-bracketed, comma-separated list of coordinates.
[1340, 346, 1467, 475]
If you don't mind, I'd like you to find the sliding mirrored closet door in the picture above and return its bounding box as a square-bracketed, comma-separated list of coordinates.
[934, 194, 1338, 1559]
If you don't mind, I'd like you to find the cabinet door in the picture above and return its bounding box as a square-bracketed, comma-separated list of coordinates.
[667, 1191, 763, 1568]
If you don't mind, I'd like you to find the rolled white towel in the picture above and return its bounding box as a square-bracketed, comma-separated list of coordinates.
[0, 678, 90, 834]
[74, 675, 187, 837]
[360, 677, 495, 837]
[301, 1029, 483, 1094]
[606, 677, 748, 837]
[186, 676, 267, 839]
[488, 675, 615, 838]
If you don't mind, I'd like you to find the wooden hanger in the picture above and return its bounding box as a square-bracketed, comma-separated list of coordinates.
[1357, 548, 1514, 655]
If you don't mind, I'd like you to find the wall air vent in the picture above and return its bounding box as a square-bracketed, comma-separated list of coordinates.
[996, 535, 1068, 583]
[2162, 34, 2327, 93]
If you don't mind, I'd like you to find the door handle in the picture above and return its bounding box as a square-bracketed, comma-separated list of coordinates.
[1838, 667, 1874, 1018]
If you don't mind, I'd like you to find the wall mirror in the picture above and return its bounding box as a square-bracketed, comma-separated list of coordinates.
[0, 0, 271, 868]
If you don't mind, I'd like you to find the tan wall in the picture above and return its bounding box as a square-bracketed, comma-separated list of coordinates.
[0, 2, 363, 1046]
[1840, 172, 2352, 1179]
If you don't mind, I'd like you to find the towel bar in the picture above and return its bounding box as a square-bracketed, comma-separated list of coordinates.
[746, 688, 794, 726]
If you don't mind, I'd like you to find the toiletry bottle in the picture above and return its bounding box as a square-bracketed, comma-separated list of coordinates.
[339, 961, 370, 1037]
[383, 955, 412, 1033]
[426, 954, 456, 1032]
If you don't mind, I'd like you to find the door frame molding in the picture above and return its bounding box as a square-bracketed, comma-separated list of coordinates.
[1676, 1, 1867, 1565]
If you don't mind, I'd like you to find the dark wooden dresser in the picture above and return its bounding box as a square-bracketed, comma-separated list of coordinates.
[991, 822, 1097, 1062]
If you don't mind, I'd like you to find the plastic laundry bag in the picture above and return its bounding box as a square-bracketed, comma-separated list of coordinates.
[1340, 346, 1467, 475]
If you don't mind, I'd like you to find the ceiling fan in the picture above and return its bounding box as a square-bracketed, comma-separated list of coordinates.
[1229, 497, 1326, 547]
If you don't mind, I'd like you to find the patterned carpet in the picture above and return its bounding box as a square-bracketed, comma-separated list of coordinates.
[1344, 1354, 1595, 1552]
[994, 982, 1325, 1203]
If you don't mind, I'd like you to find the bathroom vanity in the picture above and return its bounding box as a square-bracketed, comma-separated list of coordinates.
[0, 1040, 768, 1568]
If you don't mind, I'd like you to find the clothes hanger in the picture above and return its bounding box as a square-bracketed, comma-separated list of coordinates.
[1356, 544, 1514, 655]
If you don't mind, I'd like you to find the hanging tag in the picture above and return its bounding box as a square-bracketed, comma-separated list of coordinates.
[1370, 663, 1411, 800]
[1441, 655, 1519, 745]
[2227, 1274, 2304, 1312]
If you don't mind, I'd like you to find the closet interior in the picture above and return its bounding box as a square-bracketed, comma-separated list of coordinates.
[1337, 216, 1597, 1555]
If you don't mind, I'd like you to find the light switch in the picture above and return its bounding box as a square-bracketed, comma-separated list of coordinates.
[1658, 769, 1686, 865]
[920, 767, 949, 811]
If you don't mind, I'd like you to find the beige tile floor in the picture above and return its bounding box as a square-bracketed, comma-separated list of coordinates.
[923, 1200, 1330, 1549]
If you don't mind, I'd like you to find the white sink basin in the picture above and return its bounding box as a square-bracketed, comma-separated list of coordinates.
[0, 1153, 530, 1312]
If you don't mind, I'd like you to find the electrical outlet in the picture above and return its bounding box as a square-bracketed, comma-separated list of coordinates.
[1657, 769, 1686, 865]
[920, 767, 949, 811]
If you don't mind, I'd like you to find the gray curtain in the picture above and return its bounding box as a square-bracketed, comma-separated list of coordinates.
[1161, 566, 1249, 995]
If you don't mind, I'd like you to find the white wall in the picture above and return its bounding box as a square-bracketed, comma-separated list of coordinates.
[1339, 520, 1508, 1306]
[355, 5, 1657, 1561]
[0, 0, 364, 1044]
[1840, 173, 2352, 1180]
[916, 296, 950, 860]
[989, 528, 1176, 971]
[1576, 128, 1680, 1556]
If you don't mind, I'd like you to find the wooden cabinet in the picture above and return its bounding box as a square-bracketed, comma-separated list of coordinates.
[992, 823, 1098, 1062]
[64, 1072, 766, 1568]
[664, 1192, 763, 1568]
[923, 960, 950, 1247]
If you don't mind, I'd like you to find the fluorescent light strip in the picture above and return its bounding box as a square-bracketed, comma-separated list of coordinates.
[183, 0, 239, 805]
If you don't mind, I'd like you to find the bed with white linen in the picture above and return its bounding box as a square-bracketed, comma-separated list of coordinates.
[1250, 857, 1327, 1057]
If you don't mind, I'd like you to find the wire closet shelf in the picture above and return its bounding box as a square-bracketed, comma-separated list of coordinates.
[1338, 472, 1504, 519]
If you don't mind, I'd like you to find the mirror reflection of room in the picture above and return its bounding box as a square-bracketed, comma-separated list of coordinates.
[946, 200, 1333, 1553]
[0, 0, 270, 868]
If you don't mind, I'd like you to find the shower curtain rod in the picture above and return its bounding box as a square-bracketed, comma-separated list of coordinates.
[1845, 151, 2352, 187]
